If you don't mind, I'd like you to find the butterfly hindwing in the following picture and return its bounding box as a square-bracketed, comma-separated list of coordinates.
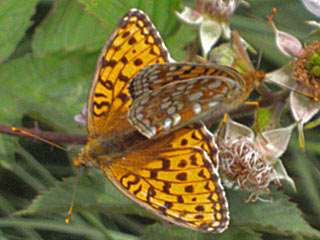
[128, 63, 249, 138]
[100, 123, 229, 232]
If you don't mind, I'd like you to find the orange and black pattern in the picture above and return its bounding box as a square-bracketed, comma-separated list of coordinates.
[76, 8, 229, 233]
[103, 123, 229, 232]
[87, 9, 172, 139]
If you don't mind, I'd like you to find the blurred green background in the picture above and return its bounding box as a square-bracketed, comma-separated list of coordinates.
[0, 0, 319, 239]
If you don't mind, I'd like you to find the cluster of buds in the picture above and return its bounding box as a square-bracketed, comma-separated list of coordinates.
[291, 40, 320, 98]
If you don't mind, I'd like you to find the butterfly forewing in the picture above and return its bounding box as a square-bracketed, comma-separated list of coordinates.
[128, 63, 250, 139]
[101, 123, 229, 232]
[87, 9, 172, 139]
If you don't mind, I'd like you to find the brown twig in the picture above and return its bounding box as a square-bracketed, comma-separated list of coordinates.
[0, 124, 87, 145]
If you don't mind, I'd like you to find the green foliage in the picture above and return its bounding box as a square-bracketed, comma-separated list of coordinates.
[0, 0, 319, 239]
[0, 0, 39, 62]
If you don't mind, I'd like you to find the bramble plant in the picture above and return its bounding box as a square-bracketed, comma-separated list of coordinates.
[0, 0, 320, 239]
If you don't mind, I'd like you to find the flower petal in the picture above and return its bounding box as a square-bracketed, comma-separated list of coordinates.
[256, 124, 295, 159]
[301, 0, 320, 17]
[175, 7, 203, 25]
[272, 22, 304, 57]
[221, 22, 231, 39]
[74, 103, 87, 126]
[266, 65, 298, 90]
[200, 18, 222, 57]
[271, 159, 296, 191]
[305, 20, 320, 29]
[290, 92, 319, 123]
[224, 118, 254, 141]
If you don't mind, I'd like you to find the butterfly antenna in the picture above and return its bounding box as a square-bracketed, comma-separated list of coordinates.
[256, 8, 277, 70]
[11, 127, 66, 151]
[12, 126, 84, 222]
[65, 165, 83, 224]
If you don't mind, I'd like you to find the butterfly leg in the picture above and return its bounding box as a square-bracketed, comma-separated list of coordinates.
[244, 101, 268, 143]
[216, 113, 229, 148]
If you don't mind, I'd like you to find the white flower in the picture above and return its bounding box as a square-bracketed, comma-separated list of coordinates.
[176, 0, 244, 57]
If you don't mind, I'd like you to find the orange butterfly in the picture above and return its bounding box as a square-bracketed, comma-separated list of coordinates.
[74, 9, 229, 233]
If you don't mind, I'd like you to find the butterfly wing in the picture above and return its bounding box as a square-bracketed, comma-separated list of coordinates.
[87, 9, 172, 139]
[128, 63, 250, 138]
[99, 123, 229, 232]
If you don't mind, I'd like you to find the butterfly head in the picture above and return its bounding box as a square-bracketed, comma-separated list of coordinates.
[254, 70, 266, 87]
[73, 141, 100, 168]
[241, 69, 266, 91]
[73, 150, 87, 167]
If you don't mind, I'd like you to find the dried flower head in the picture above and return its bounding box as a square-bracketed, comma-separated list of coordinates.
[219, 137, 274, 192]
[217, 119, 295, 200]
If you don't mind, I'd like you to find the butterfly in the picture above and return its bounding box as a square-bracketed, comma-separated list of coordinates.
[75, 9, 229, 233]
[127, 33, 266, 139]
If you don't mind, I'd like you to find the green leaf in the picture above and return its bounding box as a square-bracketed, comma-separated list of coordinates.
[141, 224, 201, 240]
[289, 136, 320, 235]
[16, 169, 137, 216]
[0, 51, 97, 132]
[142, 224, 263, 240]
[32, 0, 107, 56]
[305, 116, 320, 130]
[228, 189, 320, 238]
[78, 0, 179, 33]
[165, 23, 198, 61]
[0, 0, 39, 62]
[256, 107, 273, 132]
[78, 0, 191, 60]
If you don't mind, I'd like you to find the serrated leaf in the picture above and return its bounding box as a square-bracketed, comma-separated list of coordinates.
[0, 51, 97, 133]
[228, 189, 320, 237]
[0, 0, 39, 62]
[32, 0, 107, 57]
